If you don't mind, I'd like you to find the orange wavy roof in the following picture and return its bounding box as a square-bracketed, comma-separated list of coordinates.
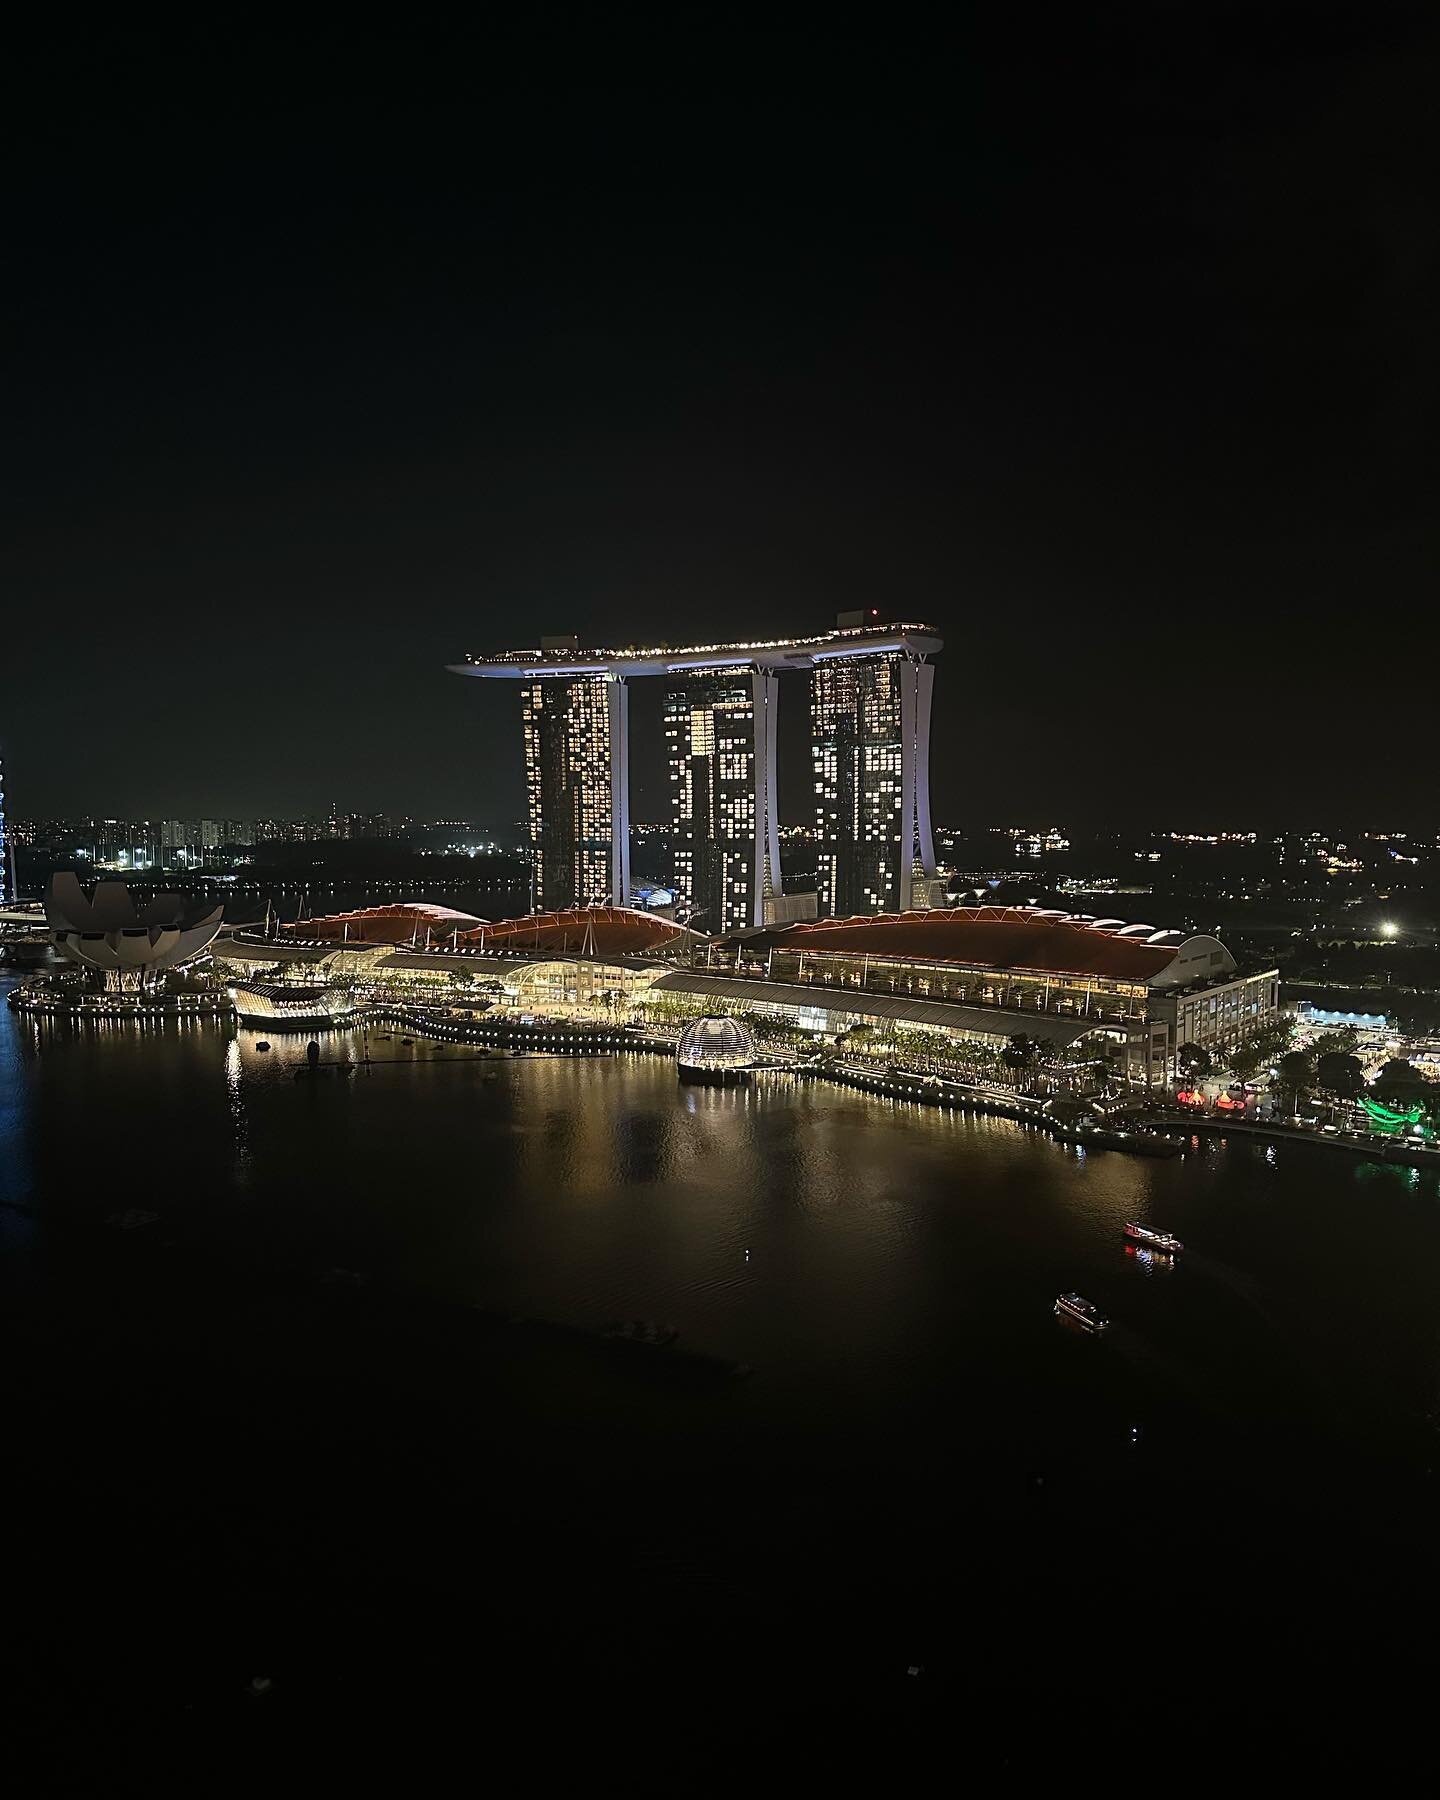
[281, 903, 486, 944]
[745, 907, 1182, 981]
[458, 906, 684, 956]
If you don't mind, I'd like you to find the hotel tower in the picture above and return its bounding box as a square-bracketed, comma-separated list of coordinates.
[812, 643, 938, 915]
[451, 618, 939, 922]
[519, 670, 629, 913]
[663, 671, 782, 933]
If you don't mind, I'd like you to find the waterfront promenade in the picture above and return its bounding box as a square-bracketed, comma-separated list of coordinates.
[10, 974, 1436, 1170]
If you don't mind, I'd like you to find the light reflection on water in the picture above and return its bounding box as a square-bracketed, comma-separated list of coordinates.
[5, 986, 1440, 1461]
[224, 1037, 250, 1177]
[1125, 1244, 1178, 1277]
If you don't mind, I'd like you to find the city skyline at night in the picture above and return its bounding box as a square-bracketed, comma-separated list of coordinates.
[4, 10, 1438, 1774]
[6, 15, 1437, 836]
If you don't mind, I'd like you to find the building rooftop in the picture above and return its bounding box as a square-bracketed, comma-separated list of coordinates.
[448, 621, 942, 680]
[458, 905, 691, 956]
[278, 902, 486, 944]
[728, 906, 1196, 983]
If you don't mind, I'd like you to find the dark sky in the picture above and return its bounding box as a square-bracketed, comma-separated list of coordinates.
[4, 9, 1437, 830]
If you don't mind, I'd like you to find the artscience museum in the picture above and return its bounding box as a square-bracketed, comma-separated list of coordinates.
[44, 871, 224, 989]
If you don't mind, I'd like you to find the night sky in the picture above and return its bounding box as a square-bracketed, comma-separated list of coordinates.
[4, 11, 1436, 830]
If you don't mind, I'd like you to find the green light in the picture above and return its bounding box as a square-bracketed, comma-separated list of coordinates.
[1362, 1096, 1422, 1125]
[1361, 1096, 1424, 1131]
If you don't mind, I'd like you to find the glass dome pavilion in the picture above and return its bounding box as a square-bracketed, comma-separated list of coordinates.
[676, 1014, 754, 1083]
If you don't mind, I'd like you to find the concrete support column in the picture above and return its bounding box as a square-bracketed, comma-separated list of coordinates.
[914, 659, 937, 878]
[607, 675, 631, 907]
[899, 659, 918, 911]
[750, 667, 782, 927]
[899, 656, 938, 911]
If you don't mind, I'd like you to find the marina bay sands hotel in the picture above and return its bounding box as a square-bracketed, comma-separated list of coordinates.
[449, 614, 943, 931]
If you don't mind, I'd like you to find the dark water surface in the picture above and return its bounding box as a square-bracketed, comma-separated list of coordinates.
[3, 981, 1437, 1776]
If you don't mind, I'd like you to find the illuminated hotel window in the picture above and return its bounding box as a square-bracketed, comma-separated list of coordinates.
[664, 674, 758, 933]
[522, 677, 615, 911]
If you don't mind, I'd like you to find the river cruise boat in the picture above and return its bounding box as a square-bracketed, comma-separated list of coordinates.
[1054, 1293, 1108, 1332]
[1123, 1221, 1184, 1255]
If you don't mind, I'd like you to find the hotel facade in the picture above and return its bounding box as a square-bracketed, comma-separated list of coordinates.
[812, 634, 939, 916]
[663, 671, 767, 934]
[520, 675, 627, 913]
[450, 619, 942, 924]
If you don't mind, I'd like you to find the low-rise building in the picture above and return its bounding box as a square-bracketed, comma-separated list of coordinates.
[708, 906, 1280, 1085]
[1144, 967, 1282, 1081]
[216, 901, 1279, 1087]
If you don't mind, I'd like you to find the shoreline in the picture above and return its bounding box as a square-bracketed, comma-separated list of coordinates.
[10, 974, 1436, 1170]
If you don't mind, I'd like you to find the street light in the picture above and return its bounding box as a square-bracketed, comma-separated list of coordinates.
[1381, 921, 1399, 939]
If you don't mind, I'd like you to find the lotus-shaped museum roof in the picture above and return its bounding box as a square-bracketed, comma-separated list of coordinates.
[45, 872, 224, 973]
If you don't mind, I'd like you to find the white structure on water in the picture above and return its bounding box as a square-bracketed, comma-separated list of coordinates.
[676, 1013, 755, 1083]
[44, 872, 223, 987]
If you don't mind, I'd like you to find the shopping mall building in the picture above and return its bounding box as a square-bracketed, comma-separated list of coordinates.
[669, 907, 1279, 1085]
[213, 901, 1279, 1086]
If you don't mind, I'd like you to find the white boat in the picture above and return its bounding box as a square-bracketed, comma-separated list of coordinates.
[1054, 1292, 1108, 1332]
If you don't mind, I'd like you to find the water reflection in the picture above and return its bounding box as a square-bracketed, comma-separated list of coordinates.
[0, 980, 36, 1235]
[1124, 1244, 1177, 1277]
[224, 1036, 250, 1177]
[5, 994, 1440, 1457]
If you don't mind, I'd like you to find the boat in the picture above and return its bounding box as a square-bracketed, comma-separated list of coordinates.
[1123, 1221, 1184, 1254]
[1054, 1292, 1108, 1332]
[1117, 1131, 1184, 1159]
[1091, 1126, 1184, 1158]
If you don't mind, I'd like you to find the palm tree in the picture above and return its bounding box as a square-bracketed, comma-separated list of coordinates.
[1001, 1033, 1039, 1090]
[1176, 1043, 1212, 1086]
[1315, 1050, 1364, 1100]
[1275, 1049, 1315, 1117]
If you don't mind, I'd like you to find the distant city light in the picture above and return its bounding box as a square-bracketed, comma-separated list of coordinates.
[1380, 921, 1399, 939]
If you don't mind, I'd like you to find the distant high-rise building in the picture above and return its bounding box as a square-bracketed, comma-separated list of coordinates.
[664, 673, 764, 932]
[812, 650, 937, 916]
[521, 676, 629, 911]
[345, 812, 404, 840]
[92, 818, 158, 870]
[0, 747, 8, 903]
[160, 818, 222, 866]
